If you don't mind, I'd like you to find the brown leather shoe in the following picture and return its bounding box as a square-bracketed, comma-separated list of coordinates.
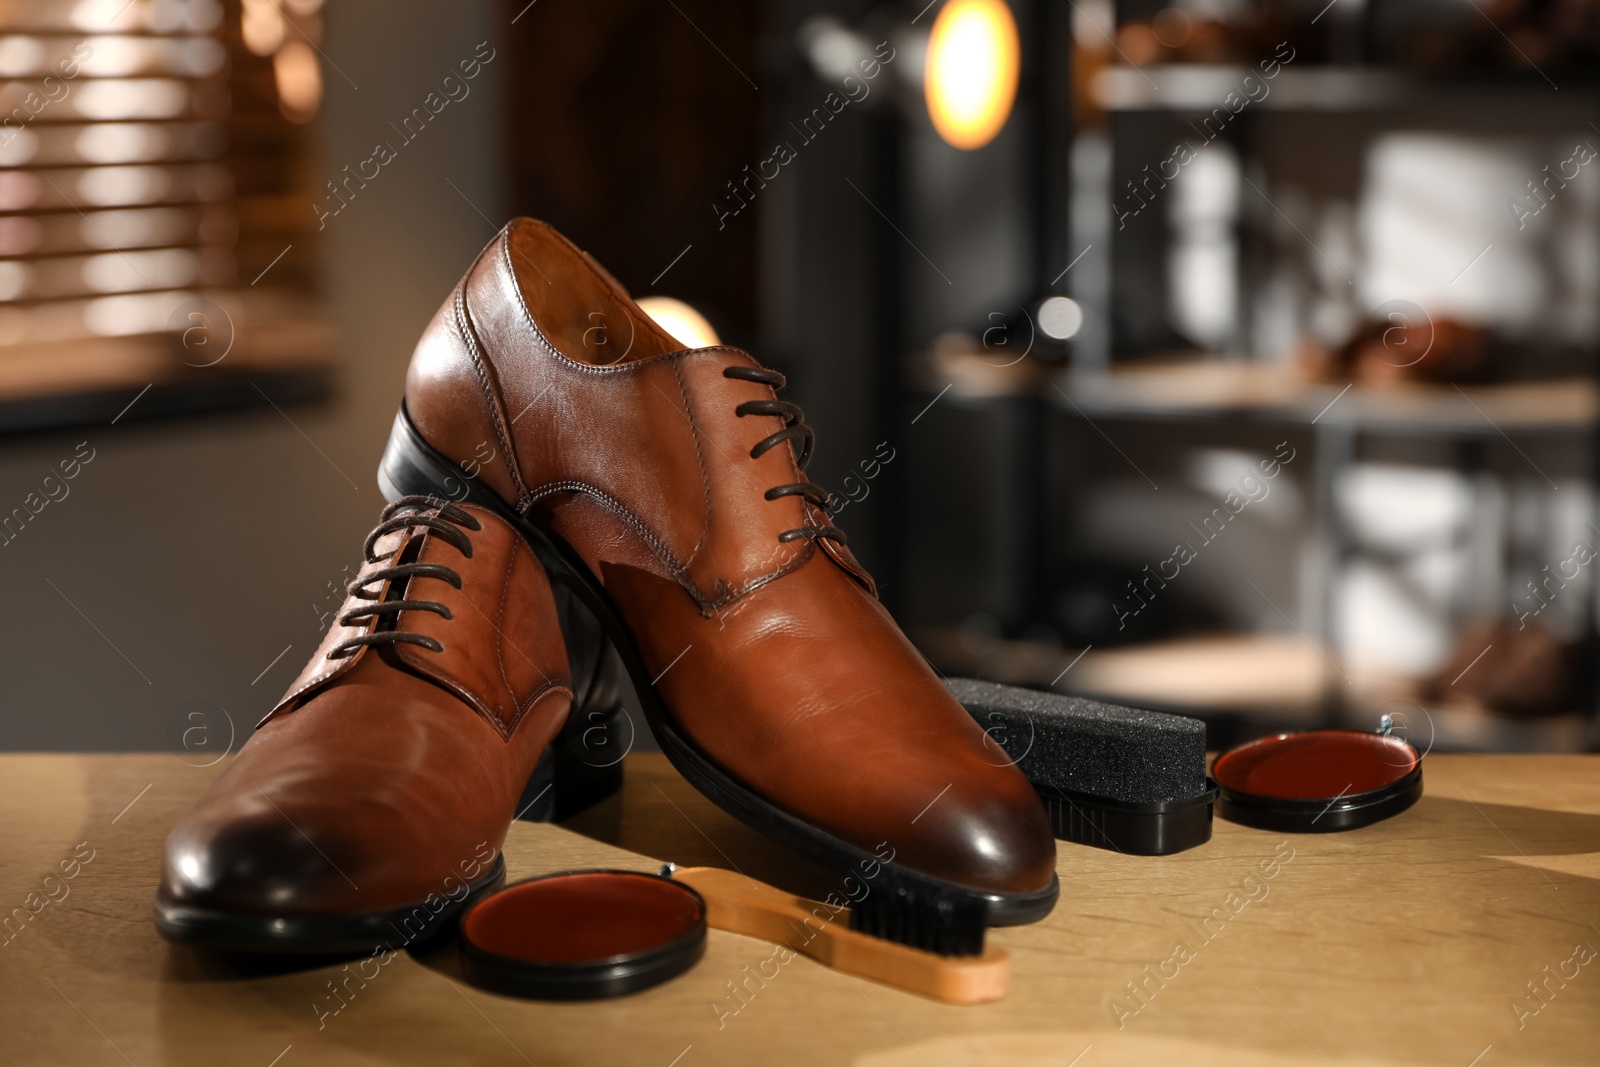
[380, 218, 1058, 940]
[156, 497, 580, 952]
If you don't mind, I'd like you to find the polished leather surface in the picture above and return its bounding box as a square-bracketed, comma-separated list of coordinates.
[161, 503, 572, 916]
[404, 218, 1055, 896]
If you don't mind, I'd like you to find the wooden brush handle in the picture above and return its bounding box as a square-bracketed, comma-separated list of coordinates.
[672, 866, 1009, 1005]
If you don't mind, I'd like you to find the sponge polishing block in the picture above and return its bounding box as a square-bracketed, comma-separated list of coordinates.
[947, 678, 1216, 855]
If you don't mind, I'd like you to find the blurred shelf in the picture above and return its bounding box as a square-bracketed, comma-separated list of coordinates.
[1424, 701, 1595, 754]
[1091, 64, 1591, 112]
[920, 628, 1594, 752]
[914, 334, 1058, 400]
[1073, 633, 1327, 716]
[922, 628, 1326, 718]
[1051, 361, 1599, 436]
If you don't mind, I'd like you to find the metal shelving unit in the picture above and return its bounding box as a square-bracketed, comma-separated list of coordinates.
[1045, 13, 1600, 749]
[1089, 63, 1588, 112]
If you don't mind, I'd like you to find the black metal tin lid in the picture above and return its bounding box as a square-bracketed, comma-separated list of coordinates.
[458, 869, 706, 1000]
[1213, 729, 1423, 834]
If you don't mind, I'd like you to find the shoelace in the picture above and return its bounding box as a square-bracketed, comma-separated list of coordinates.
[723, 365, 847, 546]
[327, 496, 482, 659]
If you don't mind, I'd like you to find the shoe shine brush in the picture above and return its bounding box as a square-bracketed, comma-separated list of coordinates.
[948, 678, 1217, 856]
[665, 865, 1009, 1004]
[846, 875, 991, 958]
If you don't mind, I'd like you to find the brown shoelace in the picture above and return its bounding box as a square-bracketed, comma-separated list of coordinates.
[328, 496, 482, 659]
[723, 365, 847, 546]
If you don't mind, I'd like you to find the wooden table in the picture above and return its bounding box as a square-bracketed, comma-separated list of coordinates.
[2, 752, 1597, 1066]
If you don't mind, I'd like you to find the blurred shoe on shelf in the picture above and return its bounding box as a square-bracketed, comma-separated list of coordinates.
[1419, 616, 1580, 719]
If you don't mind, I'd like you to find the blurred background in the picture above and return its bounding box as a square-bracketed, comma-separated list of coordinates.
[2, 0, 1598, 754]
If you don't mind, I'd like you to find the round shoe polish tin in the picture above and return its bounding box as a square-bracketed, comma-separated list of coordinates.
[1212, 728, 1423, 833]
[458, 869, 706, 1000]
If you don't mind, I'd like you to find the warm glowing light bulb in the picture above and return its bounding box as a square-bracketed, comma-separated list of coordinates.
[242, 0, 287, 56]
[924, 0, 1020, 151]
[637, 296, 720, 349]
[273, 40, 322, 123]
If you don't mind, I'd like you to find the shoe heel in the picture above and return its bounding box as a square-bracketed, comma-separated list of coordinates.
[379, 406, 636, 821]
[514, 577, 635, 822]
[376, 405, 630, 820]
[516, 701, 629, 822]
[377, 404, 475, 505]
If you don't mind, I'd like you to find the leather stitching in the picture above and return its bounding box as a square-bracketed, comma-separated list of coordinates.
[404, 555, 572, 741]
[668, 360, 714, 568]
[523, 479, 820, 617]
[515, 348, 827, 614]
[522, 481, 692, 585]
[502, 219, 681, 361]
[384, 525, 514, 741]
[709, 537, 814, 629]
[409, 657, 513, 740]
[707, 539, 816, 614]
[524, 337, 758, 377]
[479, 223, 842, 611]
[491, 538, 518, 722]
[456, 272, 530, 508]
[501, 226, 584, 364]
[505, 677, 572, 738]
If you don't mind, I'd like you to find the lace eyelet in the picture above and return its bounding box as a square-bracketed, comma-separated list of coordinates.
[328, 497, 477, 660]
[723, 364, 847, 547]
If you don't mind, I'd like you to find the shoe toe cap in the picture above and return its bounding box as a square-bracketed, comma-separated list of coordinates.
[907, 769, 1058, 897]
[161, 809, 366, 917]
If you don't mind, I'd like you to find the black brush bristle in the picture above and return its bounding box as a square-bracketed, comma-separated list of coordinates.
[849, 874, 986, 957]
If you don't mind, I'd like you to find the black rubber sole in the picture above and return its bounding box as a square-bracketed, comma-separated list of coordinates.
[154, 855, 506, 955]
[378, 404, 1060, 928]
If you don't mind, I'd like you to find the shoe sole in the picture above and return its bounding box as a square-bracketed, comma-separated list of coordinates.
[378, 404, 1060, 927]
[153, 854, 506, 955]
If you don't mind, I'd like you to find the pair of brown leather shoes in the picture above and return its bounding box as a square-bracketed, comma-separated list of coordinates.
[157, 218, 1057, 954]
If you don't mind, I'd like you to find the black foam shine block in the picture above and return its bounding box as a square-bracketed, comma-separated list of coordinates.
[947, 678, 1215, 855]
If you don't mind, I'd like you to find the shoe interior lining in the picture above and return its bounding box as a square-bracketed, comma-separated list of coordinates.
[505, 222, 687, 366]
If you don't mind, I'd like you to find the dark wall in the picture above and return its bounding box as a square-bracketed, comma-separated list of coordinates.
[503, 0, 910, 591]
[504, 0, 763, 344]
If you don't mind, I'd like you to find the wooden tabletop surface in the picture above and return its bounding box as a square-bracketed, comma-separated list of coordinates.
[2, 752, 1597, 1066]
